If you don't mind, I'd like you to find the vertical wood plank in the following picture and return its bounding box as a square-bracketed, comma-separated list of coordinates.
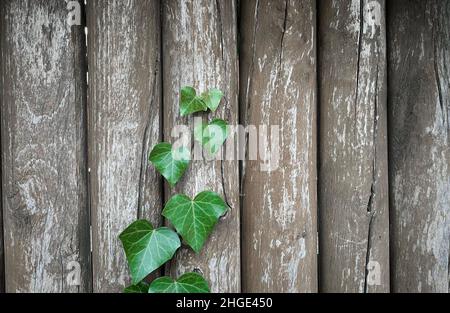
[388, 0, 449, 293]
[0, 0, 89, 292]
[0, 170, 3, 293]
[162, 0, 241, 292]
[318, 0, 390, 292]
[0, 0, 4, 293]
[0, 4, 3, 291]
[0, 152, 3, 293]
[240, 0, 318, 292]
[87, 0, 162, 292]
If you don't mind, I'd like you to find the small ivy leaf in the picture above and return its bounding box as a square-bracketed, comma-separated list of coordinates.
[119, 220, 181, 284]
[202, 88, 223, 112]
[124, 282, 149, 293]
[194, 118, 229, 156]
[162, 191, 229, 253]
[149, 142, 190, 187]
[148, 272, 210, 293]
[180, 86, 208, 116]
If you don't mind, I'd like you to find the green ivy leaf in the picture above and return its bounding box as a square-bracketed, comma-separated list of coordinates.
[162, 191, 229, 253]
[124, 282, 149, 293]
[119, 220, 181, 284]
[149, 142, 190, 187]
[180, 86, 208, 116]
[194, 118, 229, 156]
[148, 272, 210, 293]
[202, 88, 223, 112]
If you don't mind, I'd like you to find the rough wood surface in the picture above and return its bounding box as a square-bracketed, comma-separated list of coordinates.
[0, 188, 3, 292]
[0, 6, 3, 291]
[0, 3, 3, 292]
[162, 0, 241, 292]
[388, 0, 450, 293]
[0, 158, 3, 293]
[318, 0, 390, 292]
[0, 0, 89, 292]
[240, 0, 318, 292]
[87, 0, 162, 292]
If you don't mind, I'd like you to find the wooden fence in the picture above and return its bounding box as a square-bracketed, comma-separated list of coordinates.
[0, 0, 448, 293]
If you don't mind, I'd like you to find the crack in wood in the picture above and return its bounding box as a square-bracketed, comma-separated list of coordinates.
[433, 33, 447, 129]
[364, 39, 381, 293]
[216, 0, 225, 65]
[241, 0, 260, 194]
[277, 0, 289, 83]
[354, 0, 364, 138]
[137, 68, 158, 220]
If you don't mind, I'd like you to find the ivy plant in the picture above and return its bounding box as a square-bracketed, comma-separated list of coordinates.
[149, 142, 190, 186]
[148, 272, 210, 293]
[119, 220, 180, 284]
[120, 86, 229, 293]
[124, 282, 149, 294]
[180, 86, 224, 116]
[194, 118, 229, 156]
[163, 191, 228, 253]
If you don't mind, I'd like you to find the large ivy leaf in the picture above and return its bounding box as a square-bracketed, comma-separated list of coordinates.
[194, 118, 229, 156]
[149, 142, 190, 187]
[180, 86, 208, 116]
[162, 191, 229, 253]
[119, 220, 181, 284]
[201, 88, 223, 112]
[124, 282, 149, 293]
[148, 272, 210, 293]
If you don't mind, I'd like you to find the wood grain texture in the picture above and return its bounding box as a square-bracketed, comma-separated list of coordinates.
[318, 0, 390, 292]
[0, 154, 3, 293]
[162, 0, 240, 292]
[0, 172, 3, 293]
[0, 3, 3, 292]
[0, 184, 3, 292]
[388, 0, 450, 293]
[87, 0, 162, 292]
[0, 0, 89, 292]
[240, 0, 318, 292]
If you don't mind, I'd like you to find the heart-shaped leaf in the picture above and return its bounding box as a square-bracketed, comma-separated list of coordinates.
[180, 86, 208, 116]
[149, 142, 190, 187]
[202, 88, 223, 112]
[162, 191, 229, 253]
[148, 272, 210, 293]
[194, 118, 229, 156]
[124, 282, 149, 293]
[119, 220, 181, 284]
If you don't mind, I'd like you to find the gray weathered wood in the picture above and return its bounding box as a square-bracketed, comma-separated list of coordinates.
[0, 163, 3, 293]
[87, 0, 162, 292]
[0, 179, 3, 292]
[0, 2, 3, 292]
[0, 8, 3, 290]
[318, 0, 390, 292]
[388, 0, 450, 293]
[0, 0, 89, 292]
[0, 180, 3, 293]
[162, 0, 241, 292]
[240, 0, 318, 292]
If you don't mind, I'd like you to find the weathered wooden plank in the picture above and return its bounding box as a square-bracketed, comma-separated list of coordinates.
[388, 0, 449, 293]
[240, 0, 318, 292]
[0, 180, 3, 293]
[0, 117, 3, 293]
[318, 0, 390, 292]
[0, 1, 4, 293]
[87, 0, 162, 292]
[162, 0, 240, 292]
[0, 0, 89, 292]
[0, 85, 3, 290]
